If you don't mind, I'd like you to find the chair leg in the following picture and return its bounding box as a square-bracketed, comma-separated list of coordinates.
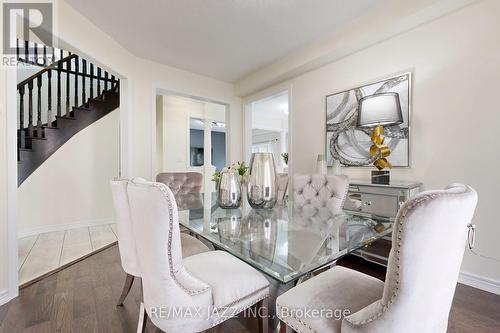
[137, 302, 148, 333]
[279, 320, 294, 333]
[257, 298, 269, 333]
[117, 273, 135, 306]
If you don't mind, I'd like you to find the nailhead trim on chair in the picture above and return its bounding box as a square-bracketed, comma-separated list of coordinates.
[276, 303, 318, 333]
[210, 290, 270, 327]
[344, 188, 469, 327]
[214, 287, 269, 312]
[152, 182, 210, 296]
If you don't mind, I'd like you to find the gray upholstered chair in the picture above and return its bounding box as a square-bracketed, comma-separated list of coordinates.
[127, 178, 270, 333]
[276, 184, 478, 333]
[293, 174, 349, 214]
[110, 179, 210, 306]
[156, 172, 203, 195]
[276, 173, 289, 204]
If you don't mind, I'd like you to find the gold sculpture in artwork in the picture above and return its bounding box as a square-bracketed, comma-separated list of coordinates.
[369, 125, 392, 170]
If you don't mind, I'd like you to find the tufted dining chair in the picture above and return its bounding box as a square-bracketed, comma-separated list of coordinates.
[127, 178, 270, 333]
[276, 184, 478, 333]
[110, 179, 210, 306]
[156, 172, 203, 195]
[293, 174, 349, 214]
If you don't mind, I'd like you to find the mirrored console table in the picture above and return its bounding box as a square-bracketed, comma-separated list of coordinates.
[344, 179, 422, 265]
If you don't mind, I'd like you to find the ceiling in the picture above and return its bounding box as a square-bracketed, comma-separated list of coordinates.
[65, 0, 380, 82]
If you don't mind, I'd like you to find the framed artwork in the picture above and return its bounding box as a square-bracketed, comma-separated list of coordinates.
[326, 72, 411, 167]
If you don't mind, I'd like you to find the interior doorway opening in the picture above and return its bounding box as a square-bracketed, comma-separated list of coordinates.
[245, 90, 289, 173]
[155, 94, 228, 193]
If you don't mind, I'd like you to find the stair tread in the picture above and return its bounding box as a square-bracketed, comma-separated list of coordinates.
[25, 135, 47, 140]
[74, 106, 91, 111]
[18, 75, 120, 186]
[56, 115, 77, 120]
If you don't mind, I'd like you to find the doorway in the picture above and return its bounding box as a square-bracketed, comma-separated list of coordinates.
[155, 94, 228, 193]
[244, 90, 290, 173]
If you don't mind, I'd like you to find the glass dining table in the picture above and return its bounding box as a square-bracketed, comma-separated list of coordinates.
[175, 193, 392, 285]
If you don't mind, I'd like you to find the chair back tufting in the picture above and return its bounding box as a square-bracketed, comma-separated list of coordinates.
[156, 172, 203, 195]
[293, 174, 349, 213]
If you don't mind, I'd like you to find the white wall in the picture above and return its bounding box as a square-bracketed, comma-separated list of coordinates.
[0, 2, 18, 303]
[242, 0, 500, 288]
[159, 95, 226, 173]
[0, 60, 9, 300]
[17, 110, 120, 236]
[54, 0, 243, 180]
[0, 0, 244, 304]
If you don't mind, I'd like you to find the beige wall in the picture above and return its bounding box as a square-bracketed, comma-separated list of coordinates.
[17, 110, 120, 236]
[243, 0, 500, 285]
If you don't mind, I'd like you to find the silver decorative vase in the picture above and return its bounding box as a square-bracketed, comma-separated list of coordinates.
[247, 153, 277, 209]
[217, 170, 242, 209]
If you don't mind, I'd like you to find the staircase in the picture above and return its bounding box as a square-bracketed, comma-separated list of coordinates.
[17, 42, 120, 186]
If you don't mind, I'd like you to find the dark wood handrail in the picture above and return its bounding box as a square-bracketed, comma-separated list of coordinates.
[17, 54, 77, 89]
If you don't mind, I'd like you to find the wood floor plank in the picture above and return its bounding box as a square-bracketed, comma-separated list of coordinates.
[21, 321, 53, 333]
[1, 246, 499, 333]
[71, 313, 99, 333]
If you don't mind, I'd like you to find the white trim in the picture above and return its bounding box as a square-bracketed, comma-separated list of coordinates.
[0, 289, 11, 306]
[6, 64, 18, 304]
[459, 271, 500, 295]
[18, 218, 114, 239]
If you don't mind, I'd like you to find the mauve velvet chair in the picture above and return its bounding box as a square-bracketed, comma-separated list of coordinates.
[156, 172, 203, 195]
[276, 184, 477, 333]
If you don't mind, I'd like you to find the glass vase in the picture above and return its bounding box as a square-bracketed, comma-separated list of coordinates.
[217, 170, 242, 209]
[247, 153, 277, 209]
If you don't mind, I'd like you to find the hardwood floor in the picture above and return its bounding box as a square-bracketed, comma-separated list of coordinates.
[1, 245, 499, 333]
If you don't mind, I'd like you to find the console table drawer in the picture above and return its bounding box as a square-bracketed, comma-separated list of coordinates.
[361, 193, 399, 216]
[345, 192, 399, 217]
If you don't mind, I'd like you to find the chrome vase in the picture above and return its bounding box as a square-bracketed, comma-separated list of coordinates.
[217, 170, 242, 209]
[247, 153, 277, 209]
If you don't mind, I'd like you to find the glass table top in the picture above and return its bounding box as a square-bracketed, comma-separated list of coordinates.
[175, 193, 392, 284]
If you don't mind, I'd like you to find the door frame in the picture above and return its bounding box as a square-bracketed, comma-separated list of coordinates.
[151, 87, 231, 179]
[242, 84, 293, 178]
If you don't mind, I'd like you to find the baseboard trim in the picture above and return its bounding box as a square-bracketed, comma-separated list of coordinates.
[0, 289, 12, 306]
[18, 218, 114, 238]
[459, 271, 500, 295]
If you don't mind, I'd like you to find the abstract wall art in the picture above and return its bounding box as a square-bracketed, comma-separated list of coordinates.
[326, 72, 411, 167]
